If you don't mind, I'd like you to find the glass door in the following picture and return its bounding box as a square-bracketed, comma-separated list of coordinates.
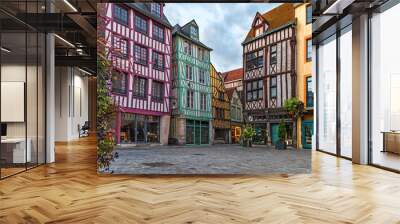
[136, 115, 146, 143]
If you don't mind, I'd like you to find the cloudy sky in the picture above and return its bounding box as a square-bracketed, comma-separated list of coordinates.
[164, 3, 280, 72]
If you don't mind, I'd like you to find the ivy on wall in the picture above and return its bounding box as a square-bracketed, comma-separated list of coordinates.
[97, 4, 116, 171]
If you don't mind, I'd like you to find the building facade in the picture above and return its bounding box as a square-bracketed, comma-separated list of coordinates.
[242, 4, 297, 146]
[222, 68, 244, 99]
[105, 3, 172, 145]
[227, 89, 243, 144]
[211, 64, 231, 144]
[295, 3, 313, 149]
[169, 20, 213, 145]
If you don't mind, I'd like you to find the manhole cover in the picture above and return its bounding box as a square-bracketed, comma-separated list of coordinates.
[142, 162, 174, 167]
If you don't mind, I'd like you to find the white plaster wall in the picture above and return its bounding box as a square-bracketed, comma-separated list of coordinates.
[55, 67, 89, 141]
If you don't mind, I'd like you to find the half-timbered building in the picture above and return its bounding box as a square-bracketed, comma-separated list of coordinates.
[222, 68, 244, 104]
[211, 64, 231, 144]
[227, 89, 243, 144]
[104, 3, 172, 145]
[242, 4, 297, 146]
[169, 20, 213, 145]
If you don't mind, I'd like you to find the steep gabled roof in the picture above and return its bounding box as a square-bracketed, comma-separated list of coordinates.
[172, 20, 212, 51]
[243, 3, 295, 44]
[222, 68, 243, 82]
[126, 3, 172, 28]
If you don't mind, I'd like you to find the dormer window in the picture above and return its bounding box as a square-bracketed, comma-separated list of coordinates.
[151, 3, 161, 17]
[190, 26, 198, 40]
[255, 27, 263, 37]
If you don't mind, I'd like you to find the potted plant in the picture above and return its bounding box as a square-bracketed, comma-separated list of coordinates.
[275, 120, 287, 150]
[283, 97, 304, 119]
[242, 124, 256, 147]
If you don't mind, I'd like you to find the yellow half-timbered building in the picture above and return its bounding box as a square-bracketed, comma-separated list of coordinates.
[211, 64, 231, 144]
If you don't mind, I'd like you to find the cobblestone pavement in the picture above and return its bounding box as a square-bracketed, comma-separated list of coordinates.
[109, 145, 311, 174]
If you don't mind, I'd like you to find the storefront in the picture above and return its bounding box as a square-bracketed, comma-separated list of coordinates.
[186, 119, 210, 145]
[120, 113, 160, 144]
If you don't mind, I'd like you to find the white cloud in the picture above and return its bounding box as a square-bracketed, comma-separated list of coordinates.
[164, 3, 280, 72]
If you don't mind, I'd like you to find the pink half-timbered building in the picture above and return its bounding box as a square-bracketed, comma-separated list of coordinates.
[104, 3, 172, 145]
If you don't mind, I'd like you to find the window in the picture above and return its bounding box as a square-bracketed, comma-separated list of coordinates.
[198, 48, 205, 61]
[135, 15, 148, 34]
[255, 27, 263, 37]
[186, 64, 193, 80]
[218, 91, 224, 101]
[270, 45, 277, 65]
[246, 79, 263, 101]
[246, 50, 263, 70]
[200, 93, 207, 111]
[190, 26, 198, 40]
[113, 36, 129, 58]
[133, 76, 147, 98]
[306, 76, 313, 108]
[199, 70, 205, 84]
[152, 51, 164, 70]
[184, 41, 192, 55]
[134, 45, 148, 65]
[151, 3, 161, 17]
[187, 90, 194, 109]
[112, 70, 128, 94]
[153, 23, 164, 42]
[152, 81, 164, 101]
[306, 38, 312, 62]
[306, 5, 312, 24]
[114, 5, 128, 26]
[270, 77, 277, 99]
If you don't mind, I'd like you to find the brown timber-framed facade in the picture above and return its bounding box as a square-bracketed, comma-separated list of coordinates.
[242, 4, 297, 146]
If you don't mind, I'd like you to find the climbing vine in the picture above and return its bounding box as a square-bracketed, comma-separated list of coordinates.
[97, 4, 116, 171]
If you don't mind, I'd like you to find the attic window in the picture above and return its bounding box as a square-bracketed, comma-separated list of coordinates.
[255, 27, 263, 37]
[190, 26, 198, 40]
[151, 3, 161, 17]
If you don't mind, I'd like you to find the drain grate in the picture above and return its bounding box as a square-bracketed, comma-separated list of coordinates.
[142, 162, 174, 167]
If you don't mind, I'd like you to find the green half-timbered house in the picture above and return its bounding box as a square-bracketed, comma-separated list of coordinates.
[169, 20, 213, 145]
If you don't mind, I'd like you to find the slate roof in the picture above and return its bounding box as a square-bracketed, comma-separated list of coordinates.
[243, 3, 295, 44]
[172, 20, 212, 51]
[126, 3, 172, 28]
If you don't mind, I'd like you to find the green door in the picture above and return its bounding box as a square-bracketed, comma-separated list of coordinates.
[271, 124, 279, 145]
[302, 120, 313, 149]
